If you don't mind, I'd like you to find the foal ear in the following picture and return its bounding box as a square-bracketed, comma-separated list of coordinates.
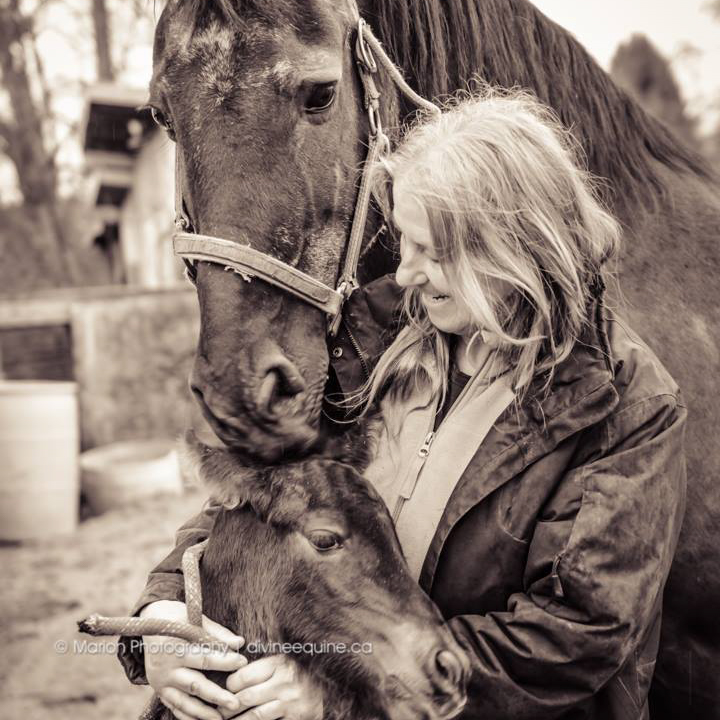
[318, 415, 380, 470]
[180, 431, 274, 514]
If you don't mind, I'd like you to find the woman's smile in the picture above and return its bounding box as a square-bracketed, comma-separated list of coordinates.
[423, 292, 451, 305]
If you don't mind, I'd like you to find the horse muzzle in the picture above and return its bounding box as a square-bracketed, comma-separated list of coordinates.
[189, 368, 319, 462]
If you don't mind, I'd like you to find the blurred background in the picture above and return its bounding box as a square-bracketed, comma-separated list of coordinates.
[0, 1, 717, 718]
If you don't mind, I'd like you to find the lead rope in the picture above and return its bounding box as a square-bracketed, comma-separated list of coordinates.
[78, 541, 212, 720]
[328, 20, 440, 336]
[359, 22, 440, 118]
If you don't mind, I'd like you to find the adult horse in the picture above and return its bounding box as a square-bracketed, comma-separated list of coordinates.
[149, 0, 720, 716]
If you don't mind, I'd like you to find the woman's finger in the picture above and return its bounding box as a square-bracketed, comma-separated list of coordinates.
[234, 699, 284, 720]
[226, 655, 285, 694]
[235, 675, 296, 709]
[160, 686, 223, 720]
[163, 702, 196, 720]
[201, 614, 244, 651]
[170, 667, 242, 713]
[182, 644, 248, 673]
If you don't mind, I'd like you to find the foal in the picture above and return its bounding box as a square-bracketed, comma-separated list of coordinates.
[181, 432, 469, 720]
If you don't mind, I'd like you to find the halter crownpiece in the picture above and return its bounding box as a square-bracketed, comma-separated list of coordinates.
[172, 18, 441, 337]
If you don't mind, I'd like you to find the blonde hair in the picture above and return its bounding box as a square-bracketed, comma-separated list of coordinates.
[361, 87, 621, 410]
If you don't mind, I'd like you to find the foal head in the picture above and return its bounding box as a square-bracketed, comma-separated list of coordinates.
[186, 438, 469, 720]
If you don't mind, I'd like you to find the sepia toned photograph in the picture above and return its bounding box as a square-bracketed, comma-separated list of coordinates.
[1, 1, 718, 719]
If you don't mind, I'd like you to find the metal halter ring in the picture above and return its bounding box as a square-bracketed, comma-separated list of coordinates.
[355, 19, 378, 74]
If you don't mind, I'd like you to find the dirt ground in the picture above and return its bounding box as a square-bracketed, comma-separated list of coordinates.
[0, 488, 208, 720]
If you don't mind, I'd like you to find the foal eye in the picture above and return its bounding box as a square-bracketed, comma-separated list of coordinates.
[304, 82, 337, 114]
[308, 530, 342, 552]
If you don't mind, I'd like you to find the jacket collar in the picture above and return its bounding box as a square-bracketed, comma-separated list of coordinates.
[418, 298, 620, 592]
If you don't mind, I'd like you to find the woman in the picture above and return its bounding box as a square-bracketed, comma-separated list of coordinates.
[118, 89, 686, 719]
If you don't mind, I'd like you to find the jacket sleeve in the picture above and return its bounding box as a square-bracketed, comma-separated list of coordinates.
[450, 393, 687, 718]
[117, 499, 221, 685]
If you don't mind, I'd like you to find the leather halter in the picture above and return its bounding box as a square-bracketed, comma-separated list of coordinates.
[171, 19, 440, 337]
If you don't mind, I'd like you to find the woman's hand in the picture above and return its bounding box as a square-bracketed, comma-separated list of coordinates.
[141, 600, 247, 720]
[223, 654, 324, 720]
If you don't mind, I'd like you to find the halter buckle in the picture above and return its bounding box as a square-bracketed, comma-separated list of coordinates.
[327, 278, 359, 337]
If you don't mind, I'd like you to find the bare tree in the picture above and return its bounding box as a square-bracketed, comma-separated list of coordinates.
[0, 0, 77, 282]
[610, 34, 698, 148]
[0, 0, 59, 206]
[0, 0, 156, 288]
[92, 0, 115, 81]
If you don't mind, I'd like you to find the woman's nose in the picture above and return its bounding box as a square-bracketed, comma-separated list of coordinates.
[395, 252, 426, 288]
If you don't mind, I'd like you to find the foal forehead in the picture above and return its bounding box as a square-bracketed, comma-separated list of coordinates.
[280, 459, 388, 517]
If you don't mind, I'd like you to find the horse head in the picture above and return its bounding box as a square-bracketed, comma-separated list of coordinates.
[184, 434, 469, 719]
[151, 0, 399, 460]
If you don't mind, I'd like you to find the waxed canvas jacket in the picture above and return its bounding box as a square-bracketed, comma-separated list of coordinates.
[118, 276, 687, 720]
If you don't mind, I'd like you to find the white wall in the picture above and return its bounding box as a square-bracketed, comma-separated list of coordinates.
[120, 132, 182, 288]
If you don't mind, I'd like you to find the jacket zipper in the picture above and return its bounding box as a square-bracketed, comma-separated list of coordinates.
[392, 429, 436, 523]
[418, 431, 435, 458]
[342, 318, 370, 382]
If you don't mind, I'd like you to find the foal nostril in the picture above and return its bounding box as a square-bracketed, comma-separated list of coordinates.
[433, 649, 464, 688]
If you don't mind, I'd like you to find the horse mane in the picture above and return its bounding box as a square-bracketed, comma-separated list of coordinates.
[177, 0, 713, 216]
[364, 0, 713, 217]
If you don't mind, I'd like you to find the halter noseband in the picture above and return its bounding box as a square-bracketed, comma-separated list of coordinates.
[172, 19, 440, 337]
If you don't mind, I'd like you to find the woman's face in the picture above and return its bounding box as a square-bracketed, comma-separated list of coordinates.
[392, 179, 475, 336]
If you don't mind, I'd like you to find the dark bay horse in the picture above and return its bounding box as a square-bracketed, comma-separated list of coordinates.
[149, 0, 720, 716]
[181, 434, 469, 720]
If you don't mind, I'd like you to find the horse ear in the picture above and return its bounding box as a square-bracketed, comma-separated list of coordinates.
[180, 431, 274, 514]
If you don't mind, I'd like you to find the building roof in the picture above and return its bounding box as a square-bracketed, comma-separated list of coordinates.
[82, 83, 158, 207]
[82, 82, 155, 154]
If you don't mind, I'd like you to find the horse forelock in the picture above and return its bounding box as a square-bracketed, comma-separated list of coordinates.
[363, 0, 715, 220]
[182, 430, 393, 533]
[178, 0, 336, 43]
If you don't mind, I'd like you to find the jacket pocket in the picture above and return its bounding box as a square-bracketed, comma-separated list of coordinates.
[523, 518, 575, 601]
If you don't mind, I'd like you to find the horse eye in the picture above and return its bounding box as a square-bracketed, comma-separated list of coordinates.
[304, 82, 337, 114]
[150, 107, 176, 140]
[308, 530, 342, 552]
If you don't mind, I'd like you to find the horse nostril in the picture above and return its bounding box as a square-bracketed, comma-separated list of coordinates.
[256, 357, 306, 414]
[434, 649, 463, 688]
[257, 370, 280, 413]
